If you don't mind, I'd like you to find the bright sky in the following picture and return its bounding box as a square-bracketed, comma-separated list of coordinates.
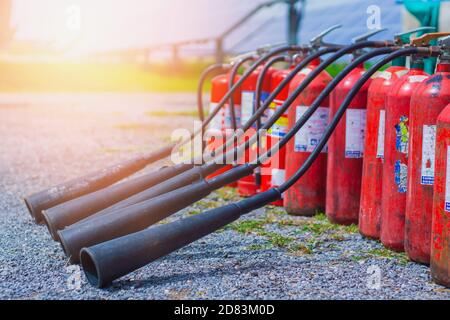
[11, 0, 254, 52]
[10, 0, 355, 53]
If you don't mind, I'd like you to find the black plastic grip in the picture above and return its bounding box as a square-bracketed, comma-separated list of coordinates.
[58, 179, 213, 264]
[24, 144, 174, 224]
[42, 163, 193, 241]
[80, 202, 243, 288]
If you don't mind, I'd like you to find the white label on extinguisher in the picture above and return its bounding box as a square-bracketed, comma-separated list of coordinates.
[408, 75, 428, 83]
[271, 168, 285, 187]
[421, 125, 437, 185]
[345, 109, 367, 158]
[294, 106, 329, 153]
[241, 91, 255, 125]
[209, 102, 222, 130]
[445, 147, 450, 212]
[376, 110, 386, 158]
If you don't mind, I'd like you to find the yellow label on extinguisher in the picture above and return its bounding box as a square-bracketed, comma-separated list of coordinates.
[268, 100, 288, 138]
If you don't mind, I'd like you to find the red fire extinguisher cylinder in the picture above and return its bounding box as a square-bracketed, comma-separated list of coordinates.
[284, 58, 333, 215]
[359, 65, 408, 238]
[405, 60, 450, 264]
[380, 61, 429, 252]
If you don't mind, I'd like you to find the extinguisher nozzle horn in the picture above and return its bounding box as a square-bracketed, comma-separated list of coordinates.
[79, 189, 282, 288]
[41, 163, 193, 241]
[24, 144, 174, 224]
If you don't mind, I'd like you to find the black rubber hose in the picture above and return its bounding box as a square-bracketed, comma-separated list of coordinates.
[228, 56, 257, 131]
[197, 63, 230, 122]
[58, 46, 391, 262]
[79, 47, 422, 288]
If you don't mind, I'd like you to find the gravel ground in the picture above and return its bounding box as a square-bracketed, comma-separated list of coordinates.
[0, 93, 449, 300]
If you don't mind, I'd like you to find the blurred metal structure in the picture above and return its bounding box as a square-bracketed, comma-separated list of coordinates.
[152, 0, 304, 63]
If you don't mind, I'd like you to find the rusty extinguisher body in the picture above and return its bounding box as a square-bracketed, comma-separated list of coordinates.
[380, 67, 429, 252]
[206, 73, 241, 183]
[405, 62, 450, 264]
[431, 102, 450, 288]
[237, 66, 275, 197]
[284, 58, 332, 215]
[359, 66, 408, 238]
[259, 68, 294, 206]
[326, 65, 371, 225]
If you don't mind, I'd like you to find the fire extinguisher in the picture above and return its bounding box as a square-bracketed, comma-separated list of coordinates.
[205, 57, 253, 183]
[358, 29, 432, 238]
[205, 72, 241, 180]
[406, 33, 450, 264]
[326, 30, 387, 225]
[259, 63, 300, 206]
[283, 56, 333, 215]
[237, 63, 278, 196]
[432, 100, 450, 288]
[380, 57, 429, 252]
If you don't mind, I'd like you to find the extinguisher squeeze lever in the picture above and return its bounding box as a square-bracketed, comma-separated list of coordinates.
[394, 27, 437, 46]
[309, 24, 343, 49]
